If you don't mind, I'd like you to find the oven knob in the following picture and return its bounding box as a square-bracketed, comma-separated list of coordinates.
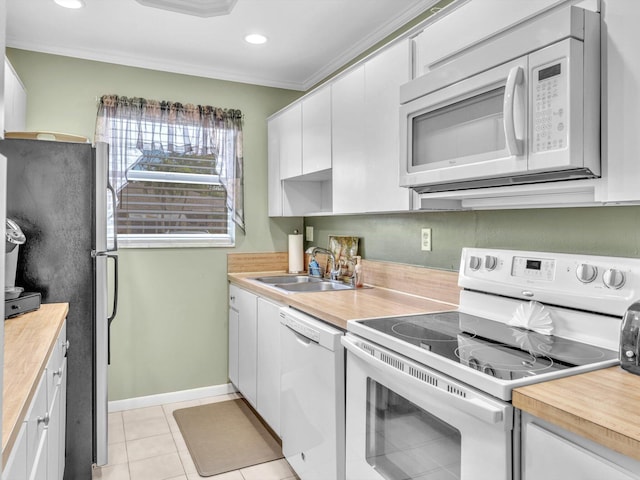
[482, 365, 496, 377]
[576, 263, 598, 283]
[469, 256, 482, 271]
[603, 268, 626, 290]
[484, 255, 498, 271]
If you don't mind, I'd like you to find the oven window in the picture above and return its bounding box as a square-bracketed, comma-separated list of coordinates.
[366, 379, 461, 479]
[411, 87, 506, 168]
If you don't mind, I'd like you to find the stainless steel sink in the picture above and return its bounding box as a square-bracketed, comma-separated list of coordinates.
[254, 275, 321, 285]
[253, 275, 356, 292]
[276, 280, 355, 292]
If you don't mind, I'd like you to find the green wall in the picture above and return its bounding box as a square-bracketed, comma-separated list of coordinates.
[6, 48, 303, 400]
[305, 206, 640, 272]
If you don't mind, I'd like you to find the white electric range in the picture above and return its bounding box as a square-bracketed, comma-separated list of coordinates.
[342, 248, 639, 480]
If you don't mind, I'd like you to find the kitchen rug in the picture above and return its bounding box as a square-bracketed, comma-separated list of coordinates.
[173, 398, 283, 477]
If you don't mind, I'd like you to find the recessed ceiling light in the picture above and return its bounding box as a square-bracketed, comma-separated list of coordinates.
[54, 0, 85, 8]
[245, 34, 268, 45]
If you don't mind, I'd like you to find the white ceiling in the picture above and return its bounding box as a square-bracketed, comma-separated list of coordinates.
[6, 0, 440, 91]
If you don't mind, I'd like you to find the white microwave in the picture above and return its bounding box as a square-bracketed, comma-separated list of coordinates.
[399, 5, 600, 193]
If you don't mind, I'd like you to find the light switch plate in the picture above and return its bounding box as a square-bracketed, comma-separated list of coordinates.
[306, 226, 314, 242]
[421, 228, 431, 251]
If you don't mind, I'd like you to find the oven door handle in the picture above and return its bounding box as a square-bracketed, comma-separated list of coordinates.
[342, 335, 505, 425]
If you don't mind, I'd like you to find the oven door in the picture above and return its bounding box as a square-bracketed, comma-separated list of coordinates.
[342, 334, 514, 480]
[399, 57, 528, 190]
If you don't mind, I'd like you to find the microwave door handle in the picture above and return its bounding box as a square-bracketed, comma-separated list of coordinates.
[503, 66, 525, 156]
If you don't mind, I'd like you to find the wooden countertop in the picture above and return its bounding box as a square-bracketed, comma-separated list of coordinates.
[228, 272, 459, 330]
[513, 366, 640, 462]
[2, 303, 68, 466]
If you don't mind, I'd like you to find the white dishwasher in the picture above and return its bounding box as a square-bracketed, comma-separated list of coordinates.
[280, 307, 345, 480]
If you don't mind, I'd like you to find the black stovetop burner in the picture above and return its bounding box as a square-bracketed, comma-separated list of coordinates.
[357, 311, 618, 380]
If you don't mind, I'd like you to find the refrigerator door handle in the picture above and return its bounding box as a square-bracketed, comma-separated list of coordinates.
[107, 253, 118, 324]
[107, 253, 118, 364]
[106, 181, 118, 252]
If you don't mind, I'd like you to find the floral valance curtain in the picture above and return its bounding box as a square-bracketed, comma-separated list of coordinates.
[94, 95, 245, 232]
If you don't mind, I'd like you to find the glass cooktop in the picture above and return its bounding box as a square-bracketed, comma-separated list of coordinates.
[356, 311, 618, 381]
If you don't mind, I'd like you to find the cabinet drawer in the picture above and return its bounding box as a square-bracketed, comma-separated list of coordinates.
[46, 322, 67, 409]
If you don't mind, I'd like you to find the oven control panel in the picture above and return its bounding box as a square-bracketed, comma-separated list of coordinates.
[460, 248, 640, 317]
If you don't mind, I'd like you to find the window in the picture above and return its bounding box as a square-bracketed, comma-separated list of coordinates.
[95, 96, 244, 248]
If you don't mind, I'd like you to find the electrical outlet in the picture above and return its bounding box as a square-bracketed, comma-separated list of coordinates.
[421, 228, 432, 251]
[306, 226, 314, 242]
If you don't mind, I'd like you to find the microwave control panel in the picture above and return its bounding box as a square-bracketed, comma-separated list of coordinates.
[532, 57, 568, 153]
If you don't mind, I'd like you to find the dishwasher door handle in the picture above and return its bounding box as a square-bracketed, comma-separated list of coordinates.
[284, 323, 316, 345]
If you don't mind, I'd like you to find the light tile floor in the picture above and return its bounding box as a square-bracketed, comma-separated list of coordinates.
[92, 393, 299, 480]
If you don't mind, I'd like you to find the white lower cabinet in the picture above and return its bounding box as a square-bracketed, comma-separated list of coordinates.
[2, 321, 67, 480]
[228, 285, 282, 435]
[229, 285, 258, 408]
[521, 413, 640, 480]
[256, 297, 281, 435]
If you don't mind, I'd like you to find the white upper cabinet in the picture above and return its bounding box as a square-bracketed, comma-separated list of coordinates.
[333, 40, 412, 214]
[413, 0, 571, 78]
[302, 85, 331, 176]
[331, 65, 366, 214]
[363, 41, 412, 213]
[4, 58, 26, 133]
[267, 115, 283, 216]
[600, 0, 640, 203]
[278, 104, 302, 180]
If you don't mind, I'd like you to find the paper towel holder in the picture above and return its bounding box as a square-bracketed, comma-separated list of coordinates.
[288, 230, 304, 274]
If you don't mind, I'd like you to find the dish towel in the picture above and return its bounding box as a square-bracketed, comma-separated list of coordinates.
[508, 300, 554, 335]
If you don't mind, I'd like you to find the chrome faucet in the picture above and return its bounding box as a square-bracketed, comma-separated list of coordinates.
[305, 246, 340, 280]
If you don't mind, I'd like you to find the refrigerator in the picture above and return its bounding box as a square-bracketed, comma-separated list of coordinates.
[0, 137, 117, 479]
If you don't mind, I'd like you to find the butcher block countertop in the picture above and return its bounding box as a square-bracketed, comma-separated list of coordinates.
[2, 303, 68, 466]
[513, 366, 640, 462]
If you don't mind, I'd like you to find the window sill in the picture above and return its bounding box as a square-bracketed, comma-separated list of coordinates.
[118, 235, 234, 249]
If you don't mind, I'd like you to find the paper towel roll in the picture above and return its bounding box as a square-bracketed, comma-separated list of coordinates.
[288, 234, 304, 273]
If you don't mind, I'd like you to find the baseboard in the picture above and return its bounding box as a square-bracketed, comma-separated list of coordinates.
[108, 383, 238, 412]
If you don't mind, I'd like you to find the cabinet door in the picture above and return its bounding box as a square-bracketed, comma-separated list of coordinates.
[25, 374, 47, 479]
[363, 40, 412, 212]
[4, 58, 27, 132]
[233, 286, 258, 407]
[602, 0, 640, 202]
[413, 0, 565, 78]
[58, 359, 67, 480]
[27, 428, 47, 480]
[256, 297, 282, 436]
[46, 380, 61, 480]
[332, 65, 366, 214]
[267, 116, 283, 216]
[523, 420, 640, 480]
[279, 104, 303, 180]
[302, 86, 332, 175]
[228, 306, 239, 387]
[3, 422, 27, 480]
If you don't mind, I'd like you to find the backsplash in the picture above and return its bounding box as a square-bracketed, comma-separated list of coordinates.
[304, 205, 640, 271]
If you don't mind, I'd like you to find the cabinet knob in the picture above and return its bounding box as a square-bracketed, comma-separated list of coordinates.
[53, 367, 63, 378]
[37, 413, 50, 426]
[63, 339, 70, 356]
